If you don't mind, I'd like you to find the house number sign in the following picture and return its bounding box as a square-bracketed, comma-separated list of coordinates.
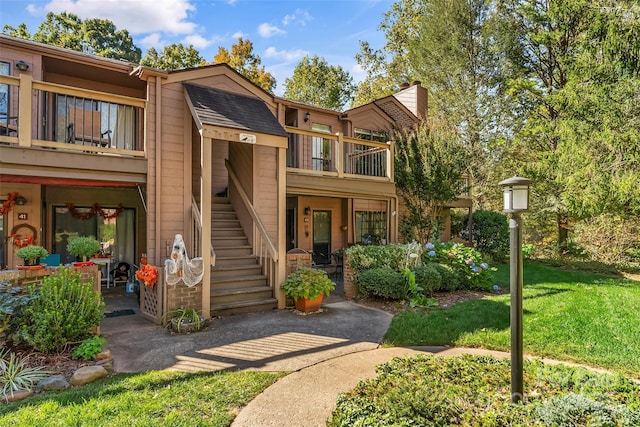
[18, 213, 28, 220]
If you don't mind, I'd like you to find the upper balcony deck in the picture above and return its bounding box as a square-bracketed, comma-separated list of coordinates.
[0, 73, 145, 157]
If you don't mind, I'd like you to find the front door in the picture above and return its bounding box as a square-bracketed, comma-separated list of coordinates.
[312, 210, 331, 265]
[286, 208, 295, 252]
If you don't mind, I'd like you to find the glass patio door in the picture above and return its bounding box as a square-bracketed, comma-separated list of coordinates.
[312, 210, 331, 265]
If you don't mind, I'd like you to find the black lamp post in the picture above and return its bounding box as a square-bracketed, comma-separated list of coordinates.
[498, 175, 531, 404]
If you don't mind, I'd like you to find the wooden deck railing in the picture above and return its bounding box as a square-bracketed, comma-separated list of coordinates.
[0, 74, 145, 157]
[285, 126, 394, 181]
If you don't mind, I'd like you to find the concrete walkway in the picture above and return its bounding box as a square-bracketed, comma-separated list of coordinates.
[100, 289, 609, 427]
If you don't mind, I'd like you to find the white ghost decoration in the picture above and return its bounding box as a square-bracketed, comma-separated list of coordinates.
[164, 234, 204, 287]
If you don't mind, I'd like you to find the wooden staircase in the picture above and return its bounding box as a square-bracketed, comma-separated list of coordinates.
[210, 196, 278, 316]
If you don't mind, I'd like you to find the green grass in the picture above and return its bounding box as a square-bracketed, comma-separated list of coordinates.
[0, 369, 285, 426]
[328, 354, 640, 426]
[384, 262, 640, 378]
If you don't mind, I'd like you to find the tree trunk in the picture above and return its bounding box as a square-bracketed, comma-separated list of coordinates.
[557, 213, 569, 254]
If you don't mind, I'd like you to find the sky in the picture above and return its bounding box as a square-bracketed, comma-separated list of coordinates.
[0, 0, 393, 95]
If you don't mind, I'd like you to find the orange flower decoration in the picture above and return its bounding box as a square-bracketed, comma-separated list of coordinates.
[136, 264, 159, 289]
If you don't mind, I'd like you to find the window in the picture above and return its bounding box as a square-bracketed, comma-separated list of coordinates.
[354, 127, 387, 142]
[355, 211, 387, 245]
[53, 206, 135, 264]
[0, 62, 10, 133]
[311, 123, 333, 171]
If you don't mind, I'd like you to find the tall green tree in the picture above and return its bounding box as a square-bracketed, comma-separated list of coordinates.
[283, 55, 355, 110]
[497, 0, 640, 250]
[5, 12, 141, 62]
[408, 0, 508, 210]
[213, 37, 276, 93]
[353, 0, 426, 106]
[141, 44, 205, 71]
[394, 119, 470, 243]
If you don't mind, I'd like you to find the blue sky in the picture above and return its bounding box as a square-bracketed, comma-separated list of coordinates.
[1, 0, 392, 94]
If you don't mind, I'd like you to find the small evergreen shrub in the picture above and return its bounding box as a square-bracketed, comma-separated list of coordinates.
[432, 263, 461, 291]
[358, 268, 407, 299]
[0, 281, 36, 339]
[72, 336, 106, 360]
[424, 241, 494, 290]
[412, 264, 442, 296]
[345, 244, 408, 273]
[18, 267, 105, 352]
[463, 210, 509, 262]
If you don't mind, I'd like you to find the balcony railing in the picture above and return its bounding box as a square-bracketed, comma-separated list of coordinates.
[0, 74, 145, 157]
[285, 126, 393, 181]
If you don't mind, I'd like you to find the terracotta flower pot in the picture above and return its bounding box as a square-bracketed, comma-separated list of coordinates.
[295, 294, 324, 313]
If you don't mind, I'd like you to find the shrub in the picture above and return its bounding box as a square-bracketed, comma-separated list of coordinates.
[67, 236, 101, 260]
[72, 336, 106, 360]
[18, 267, 105, 352]
[463, 210, 509, 262]
[536, 393, 640, 426]
[0, 281, 36, 339]
[281, 267, 335, 300]
[413, 264, 442, 296]
[345, 244, 408, 273]
[358, 268, 407, 299]
[432, 263, 461, 291]
[15, 245, 48, 262]
[424, 241, 494, 290]
[522, 243, 536, 260]
[0, 350, 51, 399]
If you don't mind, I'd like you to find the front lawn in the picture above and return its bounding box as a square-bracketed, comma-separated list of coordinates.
[384, 262, 640, 378]
[0, 370, 284, 426]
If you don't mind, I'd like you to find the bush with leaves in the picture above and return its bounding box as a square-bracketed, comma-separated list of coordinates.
[18, 267, 104, 352]
[461, 210, 509, 262]
[424, 241, 494, 290]
[345, 244, 408, 273]
[0, 281, 36, 341]
[358, 268, 407, 299]
[412, 264, 442, 296]
[0, 349, 51, 399]
[72, 336, 106, 360]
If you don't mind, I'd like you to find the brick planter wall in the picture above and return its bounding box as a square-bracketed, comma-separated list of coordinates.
[0, 265, 100, 292]
[286, 252, 312, 274]
[165, 282, 203, 315]
[343, 254, 358, 299]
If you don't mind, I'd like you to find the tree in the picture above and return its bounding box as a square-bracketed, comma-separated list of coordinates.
[496, 0, 640, 250]
[10, 12, 141, 62]
[283, 55, 355, 110]
[407, 0, 508, 210]
[352, 0, 426, 106]
[141, 44, 205, 71]
[394, 119, 470, 243]
[213, 38, 276, 93]
[2, 23, 31, 39]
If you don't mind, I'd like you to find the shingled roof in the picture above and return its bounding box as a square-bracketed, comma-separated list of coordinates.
[184, 83, 287, 137]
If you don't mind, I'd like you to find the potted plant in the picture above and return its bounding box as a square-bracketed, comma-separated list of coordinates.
[281, 267, 335, 313]
[67, 237, 101, 265]
[15, 245, 48, 267]
[167, 307, 205, 334]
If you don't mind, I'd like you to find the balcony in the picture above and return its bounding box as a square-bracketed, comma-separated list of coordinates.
[285, 126, 393, 181]
[0, 74, 145, 157]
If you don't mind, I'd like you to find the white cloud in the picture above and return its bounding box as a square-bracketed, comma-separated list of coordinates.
[282, 9, 313, 26]
[181, 34, 223, 49]
[231, 31, 246, 40]
[37, 0, 198, 35]
[140, 33, 165, 49]
[257, 22, 285, 38]
[264, 47, 308, 62]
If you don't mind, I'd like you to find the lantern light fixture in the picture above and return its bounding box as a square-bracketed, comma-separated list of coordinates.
[498, 175, 531, 213]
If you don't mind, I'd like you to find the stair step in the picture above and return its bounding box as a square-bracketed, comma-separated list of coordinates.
[212, 274, 267, 289]
[212, 203, 234, 212]
[212, 264, 262, 279]
[212, 228, 245, 238]
[212, 219, 241, 228]
[214, 245, 253, 257]
[214, 255, 259, 267]
[212, 236, 249, 247]
[212, 211, 238, 220]
[211, 286, 273, 302]
[211, 298, 278, 317]
[212, 196, 229, 204]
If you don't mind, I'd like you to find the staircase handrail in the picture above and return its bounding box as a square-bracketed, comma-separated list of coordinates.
[191, 195, 216, 265]
[225, 159, 279, 262]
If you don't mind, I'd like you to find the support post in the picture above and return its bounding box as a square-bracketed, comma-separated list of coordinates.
[509, 214, 523, 403]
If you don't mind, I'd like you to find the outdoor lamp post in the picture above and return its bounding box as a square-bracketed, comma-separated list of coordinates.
[498, 175, 532, 404]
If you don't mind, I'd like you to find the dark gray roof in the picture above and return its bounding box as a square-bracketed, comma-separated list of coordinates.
[184, 83, 287, 137]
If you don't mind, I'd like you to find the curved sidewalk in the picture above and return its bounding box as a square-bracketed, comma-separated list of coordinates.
[231, 346, 512, 427]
